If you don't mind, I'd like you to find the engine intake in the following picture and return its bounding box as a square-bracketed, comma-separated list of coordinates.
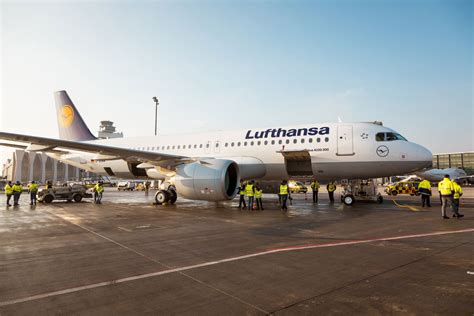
[174, 159, 239, 201]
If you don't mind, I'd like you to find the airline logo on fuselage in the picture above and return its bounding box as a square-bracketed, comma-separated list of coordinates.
[245, 127, 330, 139]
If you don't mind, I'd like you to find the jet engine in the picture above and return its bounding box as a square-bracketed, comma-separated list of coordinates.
[174, 159, 240, 201]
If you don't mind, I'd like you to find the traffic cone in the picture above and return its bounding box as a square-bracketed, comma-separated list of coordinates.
[252, 201, 257, 210]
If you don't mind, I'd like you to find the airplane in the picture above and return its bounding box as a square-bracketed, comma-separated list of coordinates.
[0, 90, 433, 205]
[415, 167, 467, 182]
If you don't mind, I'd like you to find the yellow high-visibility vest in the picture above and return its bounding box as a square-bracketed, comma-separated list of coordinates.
[4, 184, 13, 195]
[95, 184, 104, 193]
[453, 182, 463, 199]
[328, 183, 336, 192]
[418, 180, 431, 190]
[255, 189, 263, 199]
[12, 184, 23, 193]
[438, 179, 453, 196]
[28, 183, 39, 192]
[280, 184, 288, 195]
[245, 184, 254, 197]
[311, 181, 320, 190]
[239, 183, 246, 195]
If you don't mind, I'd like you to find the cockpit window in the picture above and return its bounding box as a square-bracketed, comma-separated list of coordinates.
[376, 132, 407, 141]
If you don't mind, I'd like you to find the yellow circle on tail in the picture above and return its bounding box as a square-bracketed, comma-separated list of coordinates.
[60, 105, 74, 127]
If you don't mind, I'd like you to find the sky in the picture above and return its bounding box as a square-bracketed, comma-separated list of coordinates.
[1, 0, 472, 163]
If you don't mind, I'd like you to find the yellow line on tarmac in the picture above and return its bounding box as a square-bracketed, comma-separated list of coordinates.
[392, 199, 421, 212]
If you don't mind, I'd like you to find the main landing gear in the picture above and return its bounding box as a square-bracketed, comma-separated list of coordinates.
[154, 186, 178, 205]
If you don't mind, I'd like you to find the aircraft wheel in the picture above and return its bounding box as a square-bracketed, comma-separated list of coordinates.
[155, 190, 169, 205]
[167, 187, 177, 204]
[343, 194, 355, 206]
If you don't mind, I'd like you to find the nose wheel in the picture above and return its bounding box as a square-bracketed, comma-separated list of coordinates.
[154, 187, 177, 205]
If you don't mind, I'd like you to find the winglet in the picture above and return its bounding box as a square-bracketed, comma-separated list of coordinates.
[54, 90, 97, 141]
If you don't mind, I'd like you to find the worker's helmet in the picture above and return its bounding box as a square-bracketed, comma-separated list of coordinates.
[16, 181, 20, 184]
[444, 174, 450, 178]
[31, 180, 35, 184]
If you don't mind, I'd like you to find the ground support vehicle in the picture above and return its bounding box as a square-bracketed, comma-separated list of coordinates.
[37, 185, 93, 203]
[289, 181, 308, 193]
[385, 181, 420, 196]
[340, 179, 383, 206]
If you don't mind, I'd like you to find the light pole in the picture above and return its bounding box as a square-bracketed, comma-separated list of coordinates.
[152, 96, 159, 136]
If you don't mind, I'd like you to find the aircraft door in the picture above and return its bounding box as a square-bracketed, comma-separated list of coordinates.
[337, 125, 354, 156]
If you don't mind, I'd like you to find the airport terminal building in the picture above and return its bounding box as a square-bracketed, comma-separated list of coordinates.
[432, 152, 474, 175]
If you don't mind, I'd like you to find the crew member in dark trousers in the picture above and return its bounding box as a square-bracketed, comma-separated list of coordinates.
[4, 181, 13, 207]
[12, 181, 23, 206]
[94, 181, 104, 204]
[255, 183, 264, 210]
[310, 179, 320, 203]
[417, 178, 431, 207]
[452, 179, 464, 218]
[280, 180, 290, 211]
[327, 181, 336, 203]
[246, 180, 255, 210]
[238, 180, 247, 209]
[28, 181, 39, 205]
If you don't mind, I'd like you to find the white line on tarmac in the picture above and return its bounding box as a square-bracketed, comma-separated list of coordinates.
[1, 228, 473, 307]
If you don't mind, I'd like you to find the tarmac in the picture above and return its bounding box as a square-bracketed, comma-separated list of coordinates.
[0, 186, 473, 315]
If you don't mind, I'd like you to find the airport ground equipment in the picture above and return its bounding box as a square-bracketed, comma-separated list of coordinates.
[37, 185, 93, 203]
[385, 180, 420, 196]
[289, 180, 308, 193]
[340, 179, 383, 205]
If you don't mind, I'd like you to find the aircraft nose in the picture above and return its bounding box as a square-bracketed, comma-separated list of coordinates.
[417, 145, 433, 168]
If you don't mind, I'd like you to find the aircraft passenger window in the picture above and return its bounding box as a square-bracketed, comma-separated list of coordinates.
[257, 141, 261, 146]
[270, 140, 274, 145]
[206, 143, 210, 148]
[199, 144, 203, 148]
[183, 144, 186, 148]
[231, 142, 235, 147]
[293, 139, 297, 144]
[177, 145, 180, 149]
[225, 143, 228, 147]
[309, 138, 313, 143]
[194, 144, 197, 148]
[317, 138, 321, 143]
[286, 139, 290, 144]
[215, 143, 219, 147]
[277, 140, 281, 145]
[238, 142, 241, 146]
[250, 141, 254, 146]
[188, 145, 191, 149]
[264, 140, 268, 145]
[172, 146, 175, 149]
[301, 139, 305, 143]
[244, 142, 247, 146]
[325, 137, 329, 142]
[167, 146, 170, 150]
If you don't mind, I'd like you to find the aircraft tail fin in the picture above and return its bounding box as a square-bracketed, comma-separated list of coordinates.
[54, 90, 97, 141]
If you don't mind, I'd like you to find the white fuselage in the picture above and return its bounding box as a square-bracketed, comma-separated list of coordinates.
[49, 122, 432, 181]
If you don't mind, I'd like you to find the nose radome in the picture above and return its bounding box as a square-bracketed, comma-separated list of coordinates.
[417, 145, 433, 167]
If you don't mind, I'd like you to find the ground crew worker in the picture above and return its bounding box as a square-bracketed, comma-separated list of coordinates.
[438, 175, 458, 219]
[452, 179, 464, 218]
[12, 181, 23, 206]
[245, 180, 255, 211]
[238, 180, 247, 209]
[327, 181, 336, 203]
[144, 181, 150, 195]
[28, 181, 39, 205]
[94, 181, 104, 204]
[417, 178, 432, 207]
[310, 179, 320, 203]
[254, 183, 263, 210]
[4, 181, 13, 207]
[280, 180, 290, 211]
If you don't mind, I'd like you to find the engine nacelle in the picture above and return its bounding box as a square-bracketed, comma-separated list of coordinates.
[174, 159, 240, 201]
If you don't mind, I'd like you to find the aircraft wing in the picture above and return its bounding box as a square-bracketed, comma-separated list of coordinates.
[0, 132, 190, 168]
